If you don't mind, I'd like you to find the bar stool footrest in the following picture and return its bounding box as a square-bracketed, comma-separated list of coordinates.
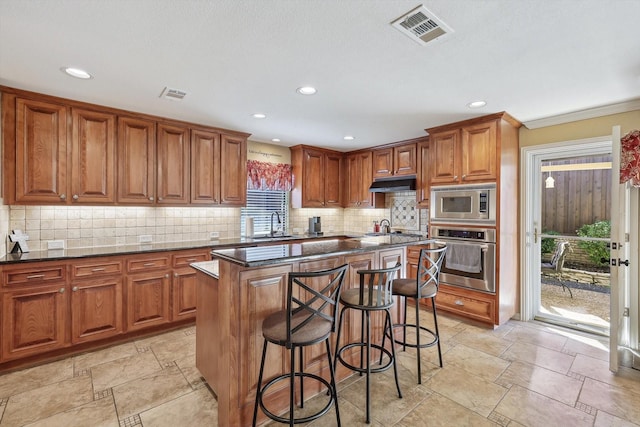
[258, 372, 335, 424]
[388, 323, 439, 349]
[336, 342, 395, 374]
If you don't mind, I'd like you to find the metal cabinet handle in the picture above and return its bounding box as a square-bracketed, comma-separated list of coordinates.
[174, 273, 178, 278]
[165, 274, 169, 278]
[59, 288, 65, 293]
[453, 176, 458, 180]
[72, 194, 79, 200]
[461, 174, 466, 180]
[60, 194, 66, 200]
[186, 258, 197, 262]
[72, 286, 78, 292]
[158, 197, 163, 201]
[26, 274, 45, 279]
[143, 263, 156, 267]
[91, 267, 106, 272]
[454, 300, 464, 306]
[149, 196, 154, 201]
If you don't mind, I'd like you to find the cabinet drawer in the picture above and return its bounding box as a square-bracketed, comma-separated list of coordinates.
[435, 290, 495, 324]
[127, 255, 171, 273]
[3, 265, 66, 287]
[172, 251, 209, 268]
[72, 259, 123, 279]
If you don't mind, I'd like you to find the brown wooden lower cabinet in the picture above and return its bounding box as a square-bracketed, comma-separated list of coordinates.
[126, 271, 171, 331]
[2, 284, 69, 361]
[71, 277, 123, 344]
[0, 248, 208, 370]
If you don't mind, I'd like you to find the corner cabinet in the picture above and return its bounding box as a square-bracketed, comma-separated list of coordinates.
[345, 151, 383, 208]
[290, 145, 343, 208]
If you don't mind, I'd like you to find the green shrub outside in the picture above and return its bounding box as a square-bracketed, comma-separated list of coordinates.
[576, 220, 610, 266]
[541, 230, 560, 254]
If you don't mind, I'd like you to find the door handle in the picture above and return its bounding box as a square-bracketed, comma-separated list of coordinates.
[534, 227, 538, 244]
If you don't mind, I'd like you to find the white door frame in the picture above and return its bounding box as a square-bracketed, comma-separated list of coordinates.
[519, 136, 612, 322]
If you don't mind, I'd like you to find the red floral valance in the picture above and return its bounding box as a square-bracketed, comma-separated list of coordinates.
[247, 160, 292, 191]
[620, 130, 640, 187]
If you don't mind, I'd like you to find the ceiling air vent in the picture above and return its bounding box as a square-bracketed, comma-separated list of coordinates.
[391, 5, 453, 46]
[160, 87, 187, 101]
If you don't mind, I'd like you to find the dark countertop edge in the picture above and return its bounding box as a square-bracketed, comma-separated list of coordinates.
[211, 237, 432, 268]
[0, 232, 374, 265]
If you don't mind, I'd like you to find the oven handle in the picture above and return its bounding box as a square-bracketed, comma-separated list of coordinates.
[434, 240, 490, 251]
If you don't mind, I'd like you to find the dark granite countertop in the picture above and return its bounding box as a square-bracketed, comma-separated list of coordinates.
[210, 234, 431, 267]
[0, 232, 407, 265]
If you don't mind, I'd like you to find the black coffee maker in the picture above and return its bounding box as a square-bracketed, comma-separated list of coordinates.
[308, 216, 322, 236]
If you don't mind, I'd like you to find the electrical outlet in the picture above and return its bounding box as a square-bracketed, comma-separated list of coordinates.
[138, 235, 152, 243]
[210, 232, 220, 239]
[47, 240, 65, 250]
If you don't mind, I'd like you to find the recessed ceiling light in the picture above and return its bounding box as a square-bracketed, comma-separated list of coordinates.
[467, 100, 487, 108]
[343, 135, 355, 141]
[296, 86, 317, 95]
[271, 138, 281, 142]
[252, 113, 267, 119]
[62, 67, 92, 79]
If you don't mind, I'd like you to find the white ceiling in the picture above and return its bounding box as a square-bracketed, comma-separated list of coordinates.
[1, 0, 639, 151]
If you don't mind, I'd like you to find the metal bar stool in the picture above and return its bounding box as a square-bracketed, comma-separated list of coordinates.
[334, 263, 403, 424]
[382, 244, 447, 384]
[252, 264, 348, 427]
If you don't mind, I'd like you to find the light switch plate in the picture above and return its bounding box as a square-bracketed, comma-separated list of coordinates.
[47, 240, 65, 250]
[138, 235, 152, 243]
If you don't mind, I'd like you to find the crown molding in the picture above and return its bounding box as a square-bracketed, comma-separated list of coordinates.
[523, 99, 640, 129]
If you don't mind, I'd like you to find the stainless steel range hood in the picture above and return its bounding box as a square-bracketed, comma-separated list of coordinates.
[368, 176, 416, 193]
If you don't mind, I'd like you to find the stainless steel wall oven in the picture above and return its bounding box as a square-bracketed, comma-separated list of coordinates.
[431, 226, 496, 293]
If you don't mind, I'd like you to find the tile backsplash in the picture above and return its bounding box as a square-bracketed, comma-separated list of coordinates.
[4, 192, 428, 252]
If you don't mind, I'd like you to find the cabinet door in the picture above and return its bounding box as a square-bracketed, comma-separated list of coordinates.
[394, 144, 417, 176]
[156, 123, 190, 204]
[430, 129, 460, 185]
[346, 154, 360, 207]
[191, 129, 220, 204]
[2, 285, 68, 360]
[461, 121, 497, 182]
[117, 116, 155, 204]
[220, 134, 247, 206]
[172, 269, 197, 320]
[417, 141, 430, 208]
[71, 277, 123, 344]
[324, 152, 343, 207]
[357, 151, 376, 207]
[372, 148, 393, 178]
[301, 148, 325, 207]
[126, 272, 171, 331]
[15, 98, 68, 204]
[71, 108, 116, 203]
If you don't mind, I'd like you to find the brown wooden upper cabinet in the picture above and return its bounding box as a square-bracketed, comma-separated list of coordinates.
[291, 145, 342, 208]
[428, 120, 497, 185]
[2, 86, 249, 206]
[3, 94, 118, 205]
[345, 151, 383, 208]
[372, 143, 417, 178]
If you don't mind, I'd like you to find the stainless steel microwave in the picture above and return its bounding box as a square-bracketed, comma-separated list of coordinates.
[430, 184, 496, 224]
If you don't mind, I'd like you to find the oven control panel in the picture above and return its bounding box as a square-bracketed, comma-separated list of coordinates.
[431, 226, 496, 243]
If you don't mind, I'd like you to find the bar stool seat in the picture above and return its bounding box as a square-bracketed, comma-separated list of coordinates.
[252, 264, 348, 427]
[334, 263, 403, 424]
[383, 244, 447, 384]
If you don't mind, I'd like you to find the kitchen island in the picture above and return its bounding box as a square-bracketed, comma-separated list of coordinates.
[192, 235, 429, 427]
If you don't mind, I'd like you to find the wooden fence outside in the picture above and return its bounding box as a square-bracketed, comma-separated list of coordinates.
[541, 155, 611, 235]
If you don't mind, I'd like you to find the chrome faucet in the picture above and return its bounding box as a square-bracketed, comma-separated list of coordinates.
[270, 211, 282, 237]
[379, 219, 391, 234]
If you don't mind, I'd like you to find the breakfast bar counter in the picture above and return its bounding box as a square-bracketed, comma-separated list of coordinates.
[192, 235, 428, 426]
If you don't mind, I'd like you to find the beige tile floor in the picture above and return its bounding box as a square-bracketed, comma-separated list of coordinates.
[1, 309, 640, 427]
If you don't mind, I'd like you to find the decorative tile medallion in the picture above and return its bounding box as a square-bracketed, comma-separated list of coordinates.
[389, 193, 419, 231]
